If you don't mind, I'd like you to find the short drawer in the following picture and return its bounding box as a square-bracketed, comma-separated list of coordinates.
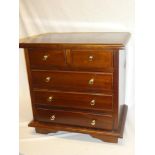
[70, 50, 113, 71]
[35, 108, 113, 130]
[28, 48, 66, 69]
[31, 71, 113, 93]
[33, 90, 113, 111]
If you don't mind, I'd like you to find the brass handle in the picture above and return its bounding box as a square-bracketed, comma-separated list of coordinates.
[89, 55, 94, 61]
[47, 96, 53, 102]
[50, 115, 55, 121]
[45, 77, 51, 82]
[88, 78, 94, 85]
[42, 55, 49, 61]
[91, 120, 96, 126]
[90, 99, 95, 106]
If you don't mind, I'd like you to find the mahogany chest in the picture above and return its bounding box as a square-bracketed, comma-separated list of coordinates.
[19, 32, 130, 143]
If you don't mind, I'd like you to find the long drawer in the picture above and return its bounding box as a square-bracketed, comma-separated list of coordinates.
[33, 90, 113, 111]
[31, 70, 113, 93]
[35, 108, 113, 130]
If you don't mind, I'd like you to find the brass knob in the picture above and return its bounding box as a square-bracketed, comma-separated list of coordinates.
[89, 55, 94, 61]
[90, 99, 95, 106]
[91, 120, 96, 126]
[47, 96, 53, 102]
[42, 55, 49, 61]
[88, 78, 94, 85]
[50, 115, 55, 121]
[45, 77, 51, 82]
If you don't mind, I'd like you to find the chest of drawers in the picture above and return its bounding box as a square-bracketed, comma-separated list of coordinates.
[20, 32, 130, 143]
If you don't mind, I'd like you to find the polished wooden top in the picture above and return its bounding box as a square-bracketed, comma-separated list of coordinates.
[19, 32, 130, 48]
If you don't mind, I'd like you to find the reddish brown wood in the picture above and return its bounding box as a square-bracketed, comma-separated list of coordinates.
[28, 48, 66, 69]
[20, 32, 130, 143]
[35, 128, 57, 134]
[33, 90, 113, 111]
[65, 49, 71, 65]
[35, 107, 113, 130]
[31, 70, 113, 93]
[29, 104, 128, 143]
[113, 50, 119, 130]
[70, 50, 113, 71]
[24, 49, 37, 118]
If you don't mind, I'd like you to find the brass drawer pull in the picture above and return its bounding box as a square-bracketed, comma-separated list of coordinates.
[45, 77, 51, 82]
[91, 120, 96, 126]
[47, 96, 53, 102]
[89, 55, 94, 61]
[88, 78, 94, 85]
[42, 55, 49, 61]
[50, 115, 55, 121]
[90, 99, 95, 106]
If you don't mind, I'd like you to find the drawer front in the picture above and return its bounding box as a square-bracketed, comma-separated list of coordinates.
[28, 48, 66, 69]
[35, 108, 113, 130]
[70, 50, 113, 71]
[33, 91, 113, 111]
[31, 71, 113, 92]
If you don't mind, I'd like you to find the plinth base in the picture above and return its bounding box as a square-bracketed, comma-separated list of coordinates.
[29, 104, 128, 143]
